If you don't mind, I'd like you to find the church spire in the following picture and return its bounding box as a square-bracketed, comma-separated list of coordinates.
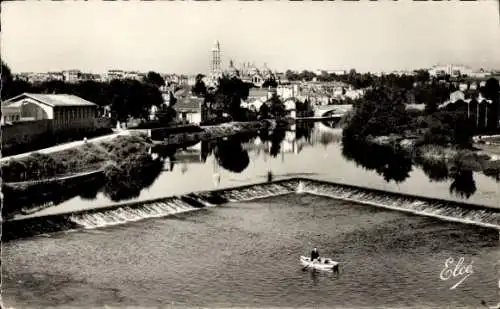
[212, 40, 220, 51]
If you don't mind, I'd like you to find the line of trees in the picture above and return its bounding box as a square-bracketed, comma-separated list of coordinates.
[284, 68, 474, 88]
[343, 77, 500, 148]
[2, 61, 169, 125]
[192, 73, 315, 123]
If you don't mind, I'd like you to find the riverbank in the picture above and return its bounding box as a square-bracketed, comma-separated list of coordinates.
[0, 119, 275, 218]
[1, 133, 165, 218]
[1, 134, 151, 183]
[1, 120, 275, 184]
[366, 134, 500, 180]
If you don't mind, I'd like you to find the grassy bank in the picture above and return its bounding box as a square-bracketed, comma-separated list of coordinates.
[2, 133, 164, 217]
[2, 121, 271, 183]
[1, 134, 153, 183]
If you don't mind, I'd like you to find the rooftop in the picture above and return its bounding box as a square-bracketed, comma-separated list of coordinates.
[176, 96, 203, 112]
[3, 93, 97, 107]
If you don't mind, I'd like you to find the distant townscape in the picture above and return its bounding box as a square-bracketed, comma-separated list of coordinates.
[2, 40, 500, 166]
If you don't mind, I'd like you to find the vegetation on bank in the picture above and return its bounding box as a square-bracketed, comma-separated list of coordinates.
[342, 137, 499, 200]
[192, 73, 314, 124]
[1, 120, 278, 184]
[343, 86, 481, 148]
[2, 134, 166, 217]
[1, 134, 153, 183]
[343, 76, 499, 149]
[340, 75, 500, 191]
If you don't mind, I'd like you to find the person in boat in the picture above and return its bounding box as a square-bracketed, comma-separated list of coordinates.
[310, 247, 320, 262]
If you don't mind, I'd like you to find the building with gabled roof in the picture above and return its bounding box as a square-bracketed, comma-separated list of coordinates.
[175, 96, 206, 124]
[1, 92, 113, 155]
[2, 92, 103, 131]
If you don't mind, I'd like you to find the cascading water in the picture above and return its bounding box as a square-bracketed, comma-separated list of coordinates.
[69, 199, 198, 229]
[296, 180, 500, 230]
[216, 181, 298, 202]
[67, 181, 299, 230]
[5, 178, 498, 242]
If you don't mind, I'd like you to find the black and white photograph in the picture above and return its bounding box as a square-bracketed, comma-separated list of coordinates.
[1, 1, 500, 308]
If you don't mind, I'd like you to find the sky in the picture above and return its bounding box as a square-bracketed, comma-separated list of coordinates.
[1, 1, 499, 75]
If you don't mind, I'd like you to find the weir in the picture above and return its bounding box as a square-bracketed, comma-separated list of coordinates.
[3, 178, 499, 241]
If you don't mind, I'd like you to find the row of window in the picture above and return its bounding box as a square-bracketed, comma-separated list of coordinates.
[55, 108, 96, 120]
[3, 115, 20, 122]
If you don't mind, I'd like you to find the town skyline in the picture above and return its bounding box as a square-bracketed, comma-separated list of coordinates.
[2, 1, 500, 74]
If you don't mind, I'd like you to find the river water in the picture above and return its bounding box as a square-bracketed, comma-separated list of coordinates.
[3, 121, 500, 308]
[23, 121, 500, 217]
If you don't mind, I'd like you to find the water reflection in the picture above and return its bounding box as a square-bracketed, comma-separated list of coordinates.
[416, 159, 449, 182]
[339, 132, 498, 199]
[4, 120, 500, 218]
[214, 137, 250, 173]
[259, 129, 287, 158]
[296, 121, 315, 142]
[449, 170, 477, 199]
[341, 137, 413, 183]
[102, 158, 164, 202]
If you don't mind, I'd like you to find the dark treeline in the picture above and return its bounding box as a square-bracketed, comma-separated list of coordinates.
[2, 61, 168, 124]
[193, 73, 313, 123]
[287, 69, 499, 120]
[343, 77, 500, 148]
[286, 68, 464, 89]
[342, 138, 413, 184]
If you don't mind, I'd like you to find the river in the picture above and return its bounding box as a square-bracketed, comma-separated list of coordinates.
[3, 120, 500, 308]
[19, 121, 500, 217]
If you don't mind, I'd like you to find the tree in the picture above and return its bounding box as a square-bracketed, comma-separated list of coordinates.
[298, 70, 316, 81]
[207, 75, 250, 121]
[482, 78, 500, 132]
[268, 95, 286, 118]
[74, 80, 108, 106]
[262, 77, 278, 88]
[414, 69, 430, 84]
[156, 105, 177, 124]
[258, 102, 270, 120]
[192, 74, 207, 97]
[1, 60, 13, 99]
[285, 70, 300, 81]
[106, 79, 163, 123]
[144, 71, 165, 88]
[343, 86, 411, 140]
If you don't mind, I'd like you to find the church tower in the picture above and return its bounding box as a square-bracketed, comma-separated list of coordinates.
[210, 40, 222, 77]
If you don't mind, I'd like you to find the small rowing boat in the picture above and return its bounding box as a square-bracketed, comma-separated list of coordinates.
[300, 256, 339, 272]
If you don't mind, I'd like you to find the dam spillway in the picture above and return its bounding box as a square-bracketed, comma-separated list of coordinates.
[3, 178, 499, 241]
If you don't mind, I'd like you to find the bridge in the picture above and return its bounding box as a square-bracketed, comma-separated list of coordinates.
[312, 104, 353, 118]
